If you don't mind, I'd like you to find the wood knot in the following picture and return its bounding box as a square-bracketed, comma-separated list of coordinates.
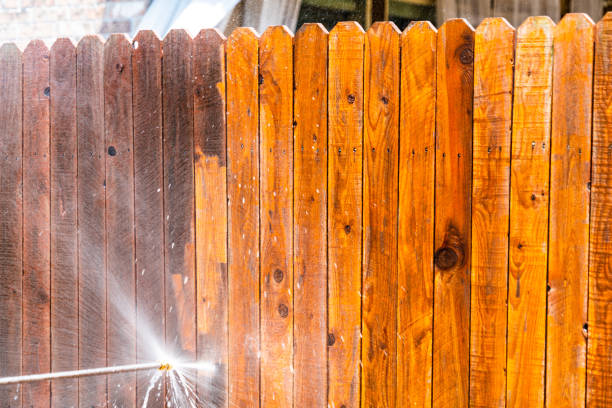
[108, 146, 117, 156]
[278, 303, 288, 318]
[434, 225, 465, 270]
[344, 224, 351, 234]
[273, 268, 284, 283]
[380, 96, 389, 105]
[434, 247, 458, 270]
[347, 94, 355, 104]
[115, 63, 124, 73]
[43, 87, 50, 97]
[327, 333, 335, 346]
[258, 74, 264, 85]
[459, 46, 473, 65]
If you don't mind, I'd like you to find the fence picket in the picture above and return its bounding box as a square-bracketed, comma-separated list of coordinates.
[104, 33, 136, 406]
[397, 21, 436, 408]
[547, 13, 594, 406]
[0, 43, 22, 407]
[469, 17, 514, 408]
[259, 25, 294, 408]
[226, 27, 260, 408]
[22, 40, 51, 408]
[132, 30, 165, 407]
[507, 16, 554, 407]
[49, 38, 78, 408]
[193, 28, 228, 407]
[76, 34, 106, 408]
[362, 21, 400, 408]
[433, 18, 474, 408]
[328, 21, 364, 408]
[587, 11, 612, 407]
[293, 23, 328, 408]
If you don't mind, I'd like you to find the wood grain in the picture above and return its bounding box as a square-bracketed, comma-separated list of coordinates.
[49, 38, 78, 408]
[259, 25, 294, 408]
[22, 40, 51, 408]
[162, 29, 196, 364]
[76, 34, 106, 408]
[433, 18, 474, 408]
[547, 13, 594, 407]
[226, 27, 260, 408]
[507, 16, 554, 408]
[293, 23, 328, 408]
[362, 21, 399, 408]
[132, 30, 165, 408]
[193, 28, 228, 407]
[587, 12, 612, 407]
[397, 21, 436, 408]
[0, 43, 22, 407]
[469, 17, 514, 408]
[328, 21, 364, 408]
[104, 33, 136, 407]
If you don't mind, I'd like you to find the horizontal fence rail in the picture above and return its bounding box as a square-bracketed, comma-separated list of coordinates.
[0, 12, 611, 408]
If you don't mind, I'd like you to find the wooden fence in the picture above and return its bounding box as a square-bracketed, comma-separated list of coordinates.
[0, 12, 611, 408]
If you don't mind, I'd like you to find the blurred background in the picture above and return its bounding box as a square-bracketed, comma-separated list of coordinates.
[0, 0, 609, 47]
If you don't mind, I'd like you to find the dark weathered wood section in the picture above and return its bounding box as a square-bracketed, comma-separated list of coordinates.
[2, 14, 612, 408]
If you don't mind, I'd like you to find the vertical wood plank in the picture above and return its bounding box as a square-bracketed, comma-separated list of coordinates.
[587, 12, 612, 407]
[469, 17, 514, 408]
[547, 13, 594, 407]
[226, 27, 260, 408]
[507, 16, 554, 408]
[162, 29, 196, 365]
[0, 43, 22, 407]
[432, 18, 474, 408]
[193, 28, 228, 407]
[397, 21, 436, 408]
[105, 33, 136, 407]
[259, 25, 294, 408]
[293, 23, 328, 408]
[76, 34, 106, 408]
[328, 21, 364, 408]
[22, 40, 51, 408]
[362, 21, 399, 408]
[132, 30, 165, 408]
[50, 38, 78, 408]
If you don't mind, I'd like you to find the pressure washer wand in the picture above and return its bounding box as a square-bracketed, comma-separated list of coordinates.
[0, 362, 170, 386]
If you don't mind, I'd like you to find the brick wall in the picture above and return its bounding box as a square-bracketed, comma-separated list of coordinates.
[0, 0, 149, 48]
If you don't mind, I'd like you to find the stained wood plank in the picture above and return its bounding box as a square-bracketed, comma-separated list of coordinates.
[362, 21, 399, 408]
[76, 34, 106, 408]
[0, 43, 22, 407]
[547, 13, 594, 407]
[193, 28, 228, 408]
[49, 38, 78, 408]
[328, 21, 364, 408]
[432, 18, 474, 408]
[22, 40, 51, 408]
[397, 21, 436, 408]
[226, 27, 260, 408]
[132, 30, 165, 408]
[469, 17, 514, 408]
[293, 23, 328, 408]
[104, 33, 136, 406]
[507, 16, 554, 408]
[162, 29, 196, 366]
[259, 25, 294, 408]
[587, 12, 612, 407]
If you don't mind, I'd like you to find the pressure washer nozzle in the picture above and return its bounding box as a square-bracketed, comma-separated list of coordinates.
[158, 362, 172, 371]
